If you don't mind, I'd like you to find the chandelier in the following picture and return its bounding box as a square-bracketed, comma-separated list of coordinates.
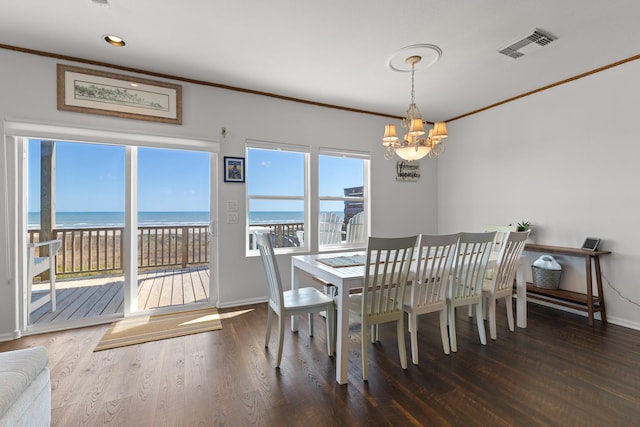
[382, 55, 448, 161]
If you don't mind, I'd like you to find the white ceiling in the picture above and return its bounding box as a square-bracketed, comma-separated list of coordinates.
[1, 0, 639, 122]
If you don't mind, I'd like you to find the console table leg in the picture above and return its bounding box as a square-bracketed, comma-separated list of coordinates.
[585, 256, 594, 327]
[594, 256, 607, 323]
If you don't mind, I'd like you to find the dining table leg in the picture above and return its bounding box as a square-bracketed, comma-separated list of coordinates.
[335, 279, 349, 385]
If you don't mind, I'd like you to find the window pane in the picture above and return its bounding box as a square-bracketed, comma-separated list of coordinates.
[29, 140, 125, 222]
[319, 155, 364, 197]
[247, 148, 305, 196]
[319, 201, 344, 221]
[249, 199, 304, 224]
[247, 146, 307, 251]
[318, 154, 367, 249]
[138, 147, 211, 217]
[249, 199, 304, 249]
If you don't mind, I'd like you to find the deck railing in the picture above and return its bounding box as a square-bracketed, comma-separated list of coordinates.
[250, 223, 305, 248]
[28, 225, 210, 277]
[28, 222, 306, 278]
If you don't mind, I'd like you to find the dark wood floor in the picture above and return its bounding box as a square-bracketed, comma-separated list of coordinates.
[1, 301, 638, 426]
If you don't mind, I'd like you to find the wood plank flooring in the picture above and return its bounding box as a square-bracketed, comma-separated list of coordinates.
[3, 301, 639, 426]
[30, 267, 209, 325]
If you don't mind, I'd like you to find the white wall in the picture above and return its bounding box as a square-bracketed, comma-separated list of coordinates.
[6, 47, 635, 336]
[438, 59, 640, 329]
[0, 49, 438, 338]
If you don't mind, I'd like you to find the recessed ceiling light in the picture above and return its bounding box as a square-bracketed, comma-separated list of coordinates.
[104, 35, 126, 47]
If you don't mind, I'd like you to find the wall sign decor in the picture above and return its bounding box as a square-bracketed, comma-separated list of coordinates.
[224, 156, 245, 183]
[396, 161, 420, 182]
[57, 64, 182, 124]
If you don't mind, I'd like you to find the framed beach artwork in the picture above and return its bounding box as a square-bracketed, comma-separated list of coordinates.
[224, 156, 245, 183]
[57, 64, 182, 124]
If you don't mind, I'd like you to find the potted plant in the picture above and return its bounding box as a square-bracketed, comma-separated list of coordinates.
[516, 221, 531, 232]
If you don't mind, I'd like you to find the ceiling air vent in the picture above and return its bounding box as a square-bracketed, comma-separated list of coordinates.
[498, 28, 558, 59]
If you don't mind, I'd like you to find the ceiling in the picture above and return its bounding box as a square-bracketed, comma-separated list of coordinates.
[1, 0, 639, 122]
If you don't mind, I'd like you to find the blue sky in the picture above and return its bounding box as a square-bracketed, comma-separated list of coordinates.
[29, 140, 210, 212]
[29, 140, 363, 213]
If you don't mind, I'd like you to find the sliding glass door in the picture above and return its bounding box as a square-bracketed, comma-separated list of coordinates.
[136, 147, 211, 312]
[15, 126, 218, 333]
[27, 139, 126, 327]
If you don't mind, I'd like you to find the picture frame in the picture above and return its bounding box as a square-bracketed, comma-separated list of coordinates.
[396, 160, 420, 182]
[223, 156, 245, 183]
[581, 237, 600, 251]
[57, 64, 182, 124]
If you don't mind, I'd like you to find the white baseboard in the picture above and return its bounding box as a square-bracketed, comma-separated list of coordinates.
[0, 329, 22, 342]
[605, 315, 640, 331]
[528, 298, 639, 331]
[218, 296, 268, 309]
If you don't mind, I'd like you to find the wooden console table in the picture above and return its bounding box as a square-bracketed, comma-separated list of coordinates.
[524, 244, 611, 326]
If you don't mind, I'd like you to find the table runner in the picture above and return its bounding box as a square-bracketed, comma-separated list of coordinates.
[317, 254, 366, 268]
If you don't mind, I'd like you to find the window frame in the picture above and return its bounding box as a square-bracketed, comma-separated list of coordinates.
[318, 148, 370, 251]
[245, 140, 309, 255]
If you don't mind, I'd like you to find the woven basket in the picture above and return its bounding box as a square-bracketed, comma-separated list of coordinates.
[531, 265, 561, 289]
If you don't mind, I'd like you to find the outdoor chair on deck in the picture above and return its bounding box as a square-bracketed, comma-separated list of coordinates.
[255, 232, 335, 368]
[347, 235, 418, 380]
[345, 211, 366, 244]
[319, 212, 342, 245]
[404, 233, 459, 364]
[447, 232, 494, 352]
[27, 240, 62, 315]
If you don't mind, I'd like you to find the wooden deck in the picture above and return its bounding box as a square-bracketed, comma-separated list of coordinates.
[30, 267, 210, 326]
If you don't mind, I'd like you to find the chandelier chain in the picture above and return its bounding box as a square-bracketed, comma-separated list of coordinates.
[410, 62, 416, 104]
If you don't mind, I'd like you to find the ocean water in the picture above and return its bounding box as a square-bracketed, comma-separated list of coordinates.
[28, 211, 340, 229]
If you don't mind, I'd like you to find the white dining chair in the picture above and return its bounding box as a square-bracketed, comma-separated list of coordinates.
[482, 224, 517, 257]
[255, 232, 335, 368]
[466, 224, 517, 317]
[347, 235, 418, 380]
[482, 231, 529, 340]
[403, 233, 459, 364]
[447, 231, 495, 352]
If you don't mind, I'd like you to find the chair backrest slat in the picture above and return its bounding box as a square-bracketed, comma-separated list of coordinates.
[483, 224, 517, 256]
[255, 232, 284, 312]
[412, 233, 459, 307]
[450, 232, 495, 300]
[492, 231, 529, 292]
[362, 235, 418, 319]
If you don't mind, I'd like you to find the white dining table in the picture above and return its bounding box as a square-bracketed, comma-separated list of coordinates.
[291, 251, 527, 385]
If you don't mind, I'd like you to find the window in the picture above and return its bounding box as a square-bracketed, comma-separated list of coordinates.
[318, 150, 369, 250]
[246, 142, 308, 253]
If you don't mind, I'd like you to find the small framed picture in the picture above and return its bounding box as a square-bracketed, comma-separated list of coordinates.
[223, 156, 245, 183]
[581, 237, 600, 251]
